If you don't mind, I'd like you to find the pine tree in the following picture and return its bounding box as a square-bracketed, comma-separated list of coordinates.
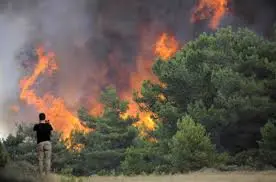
[0, 141, 8, 168]
[76, 86, 139, 175]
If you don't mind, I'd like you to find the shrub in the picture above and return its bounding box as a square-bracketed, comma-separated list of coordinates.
[258, 120, 276, 167]
[169, 115, 217, 172]
[121, 147, 154, 175]
[0, 142, 8, 168]
[259, 120, 276, 150]
[231, 149, 261, 168]
[121, 141, 171, 175]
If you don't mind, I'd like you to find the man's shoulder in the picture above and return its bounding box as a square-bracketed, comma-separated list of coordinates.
[34, 122, 53, 130]
[34, 123, 43, 128]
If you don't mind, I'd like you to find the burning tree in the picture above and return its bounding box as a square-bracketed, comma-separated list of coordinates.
[3, 25, 276, 176]
[137, 26, 276, 154]
[70, 86, 139, 176]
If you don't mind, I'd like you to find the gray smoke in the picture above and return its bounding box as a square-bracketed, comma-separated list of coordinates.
[0, 14, 31, 138]
[0, 0, 275, 137]
[0, 0, 91, 137]
[231, 0, 276, 36]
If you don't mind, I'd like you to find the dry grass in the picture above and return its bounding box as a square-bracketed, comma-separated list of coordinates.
[47, 171, 276, 182]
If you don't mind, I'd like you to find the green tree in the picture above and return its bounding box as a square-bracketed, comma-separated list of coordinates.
[169, 115, 217, 171]
[259, 120, 276, 150]
[0, 141, 8, 168]
[4, 124, 37, 165]
[134, 81, 181, 140]
[75, 86, 139, 176]
[258, 120, 276, 167]
[137, 26, 276, 153]
[133, 81, 181, 165]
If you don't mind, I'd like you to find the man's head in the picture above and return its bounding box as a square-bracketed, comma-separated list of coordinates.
[39, 113, 46, 121]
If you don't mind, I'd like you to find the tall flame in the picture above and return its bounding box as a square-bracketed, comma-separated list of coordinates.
[19, 46, 90, 141]
[19, 32, 179, 142]
[155, 33, 179, 60]
[120, 33, 180, 130]
[191, 0, 229, 29]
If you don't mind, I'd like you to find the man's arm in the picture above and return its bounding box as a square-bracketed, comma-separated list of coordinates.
[33, 124, 37, 131]
[49, 124, 53, 131]
[47, 121, 53, 131]
[48, 123, 53, 137]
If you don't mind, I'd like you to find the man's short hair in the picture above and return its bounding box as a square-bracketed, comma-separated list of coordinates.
[39, 113, 46, 121]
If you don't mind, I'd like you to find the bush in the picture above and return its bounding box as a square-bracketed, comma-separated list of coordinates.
[258, 120, 276, 167]
[259, 120, 276, 150]
[231, 149, 261, 168]
[84, 150, 125, 175]
[169, 115, 217, 172]
[259, 149, 276, 168]
[0, 142, 8, 168]
[121, 147, 154, 175]
[121, 141, 172, 175]
[122, 146, 168, 175]
[229, 121, 276, 169]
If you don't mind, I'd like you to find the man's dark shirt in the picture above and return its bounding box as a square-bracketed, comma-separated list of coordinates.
[33, 122, 53, 144]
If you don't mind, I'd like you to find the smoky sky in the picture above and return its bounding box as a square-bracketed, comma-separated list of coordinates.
[232, 0, 276, 36]
[0, 0, 275, 137]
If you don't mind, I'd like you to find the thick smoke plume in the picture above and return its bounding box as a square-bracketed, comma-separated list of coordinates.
[0, 0, 275, 137]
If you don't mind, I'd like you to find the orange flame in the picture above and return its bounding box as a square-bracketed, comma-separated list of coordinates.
[191, 0, 229, 29]
[120, 33, 179, 130]
[19, 46, 90, 142]
[19, 32, 179, 144]
[155, 33, 179, 60]
[121, 97, 156, 131]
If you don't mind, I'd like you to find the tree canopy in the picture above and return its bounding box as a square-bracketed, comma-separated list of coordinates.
[136, 27, 276, 153]
[2, 26, 276, 176]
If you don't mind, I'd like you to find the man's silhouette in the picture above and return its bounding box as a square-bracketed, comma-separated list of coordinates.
[33, 113, 53, 175]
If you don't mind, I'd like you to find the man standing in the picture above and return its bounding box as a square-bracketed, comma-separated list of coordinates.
[33, 113, 53, 175]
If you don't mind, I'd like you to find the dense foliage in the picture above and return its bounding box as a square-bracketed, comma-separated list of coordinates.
[259, 120, 276, 151]
[137, 26, 276, 153]
[169, 115, 218, 171]
[258, 120, 276, 167]
[69, 87, 139, 176]
[2, 26, 276, 176]
[0, 141, 7, 168]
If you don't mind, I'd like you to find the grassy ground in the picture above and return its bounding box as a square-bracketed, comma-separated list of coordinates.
[46, 171, 276, 182]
